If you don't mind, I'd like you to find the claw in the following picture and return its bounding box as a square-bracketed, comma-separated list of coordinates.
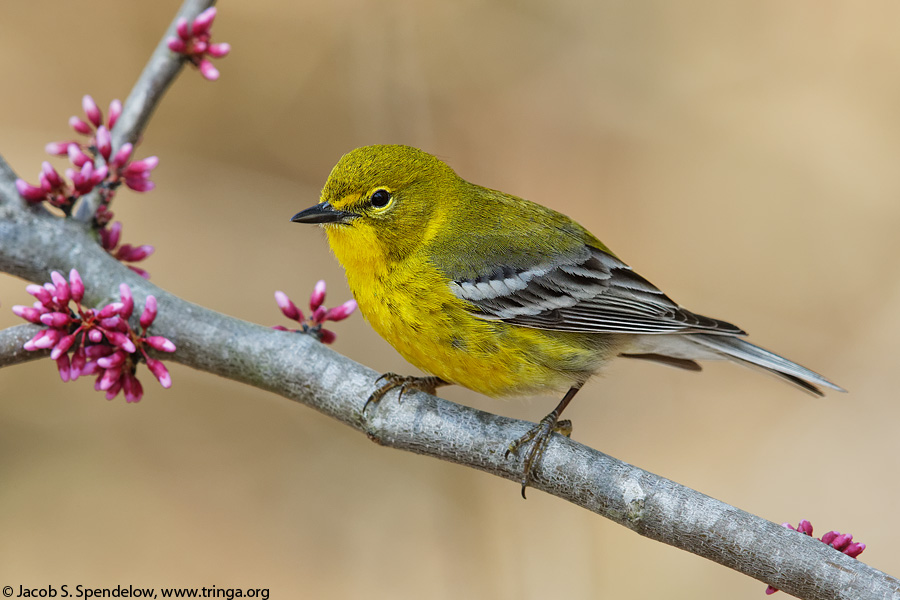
[362, 373, 448, 416]
[505, 386, 581, 498]
[507, 416, 572, 498]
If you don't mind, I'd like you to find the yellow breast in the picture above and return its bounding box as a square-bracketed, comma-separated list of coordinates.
[325, 224, 611, 397]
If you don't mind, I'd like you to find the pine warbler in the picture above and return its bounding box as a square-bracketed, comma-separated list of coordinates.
[292, 144, 844, 495]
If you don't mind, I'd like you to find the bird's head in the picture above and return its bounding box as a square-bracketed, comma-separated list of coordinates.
[292, 145, 460, 267]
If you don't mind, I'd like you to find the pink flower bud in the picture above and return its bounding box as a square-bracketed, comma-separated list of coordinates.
[146, 357, 172, 388]
[12, 305, 43, 323]
[326, 299, 357, 322]
[129, 266, 151, 280]
[192, 7, 217, 35]
[95, 126, 112, 160]
[104, 378, 123, 400]
[311, 306, 327, 324]
[26, 284, 53, 305]
[70, 169, 94, 195]
[69, 116, 92, 135]
[167, 37, 187, 53]
[123, 373, 143, 403]
[40, 312, 71, 328]
[82, 94, 102, 127]
[88, 329, 104, 343]
[51, 271, 70, 304]
[319, 329, 336, 344]
[70, 347, 86, 378]
[16, 179, 46, 201]
[108, 320, 130, 332]
[275, 291, 302, 321]
[145, 336, 176, 353]
[119, 283, 134, 318]
[51, 333, 77, 360]
[103, 221, 122, 250]
[208, 42, 231, 58]
[107, 99, 122, 129]
[41, 162, 63, 189]
[67, 144, 91, 167]
[97, 351, 126, 369]
[100, 316, 124, 330]
[97, 302, 123, 319]
[797, 520, 813, 536]
[38, 172, 52, 193]
[175, 16, 190, 41]
[124, 177, 156, 192]
[118, 244, 154, 262]
[819, 531, 838, 545]
[90, 165, 109, 186]
[111, 143, 134, 169]
[45, 141, 75, 156]
[30, 329, 61, 350]
[844, 542, 865, 558]
[57, 353, 72, 382]
[829, 533, 852, 551]
[105, 330, 136, 353]
[198, 58, 220, 81]
[23, 331, 43, 351]
[69, 359, 84, 381]
[310, 280, 327, 310]
[69, 346, 87, 380]
[81, 360, 100, 377]
[124, 155, 159, 174]
[98, 366, 122, 391]
[37, 175, 55, 196]
[193, 40, 208, 54]
[85, 344, 114, 359]
[80, 160, 94, 180]
[140, 295, 158, 329]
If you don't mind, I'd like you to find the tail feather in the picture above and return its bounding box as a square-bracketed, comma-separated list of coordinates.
[689, 334, 846, 397]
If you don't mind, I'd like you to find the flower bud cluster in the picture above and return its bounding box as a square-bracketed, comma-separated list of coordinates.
[16, 95, 159, 215]
[273, 280, 357, 344]
[765, 519, 866, 594]
[15, 95, 158, 275]
[13, 269, 176, 403]
[99, 221, 154, 279]
[167, 7, 230, 81]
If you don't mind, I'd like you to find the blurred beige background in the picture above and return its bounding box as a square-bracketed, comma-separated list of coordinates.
[1, 1, 898, 598]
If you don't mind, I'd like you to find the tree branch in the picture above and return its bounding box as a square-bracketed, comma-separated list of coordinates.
[0, 178, 897, 600]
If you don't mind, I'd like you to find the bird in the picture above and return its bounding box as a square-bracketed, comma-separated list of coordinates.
[291, 144, 844, 496]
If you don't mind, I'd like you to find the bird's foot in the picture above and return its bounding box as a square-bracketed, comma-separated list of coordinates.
[363, 373, 448, 415]
[505, 414, 573, 498]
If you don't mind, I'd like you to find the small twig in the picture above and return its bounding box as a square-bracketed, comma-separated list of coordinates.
[74, 0, 216, 222]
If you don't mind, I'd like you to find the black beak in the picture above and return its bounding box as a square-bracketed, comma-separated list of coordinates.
[290, 202, 358, 225]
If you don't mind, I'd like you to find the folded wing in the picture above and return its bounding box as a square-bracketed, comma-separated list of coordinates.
[447, 245, 744, 335]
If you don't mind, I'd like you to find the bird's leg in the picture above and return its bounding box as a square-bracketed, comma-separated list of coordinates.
[363, 373, 450, 415]
[506, 386, 582, 498]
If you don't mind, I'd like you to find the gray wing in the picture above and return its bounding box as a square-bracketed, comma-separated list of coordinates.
[447, 245, 745, 335]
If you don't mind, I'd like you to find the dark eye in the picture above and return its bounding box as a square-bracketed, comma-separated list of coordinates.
[370, 189, 391, 208]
